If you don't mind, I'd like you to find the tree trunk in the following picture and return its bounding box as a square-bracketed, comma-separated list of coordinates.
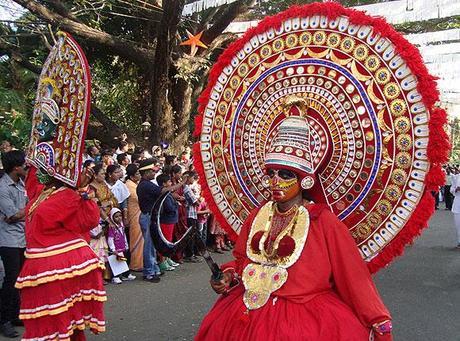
[149, 0, 185, 144]
[171, 78, 193, 152]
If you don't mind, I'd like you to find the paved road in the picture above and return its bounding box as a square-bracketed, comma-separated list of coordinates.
[2, 208, 459, 340]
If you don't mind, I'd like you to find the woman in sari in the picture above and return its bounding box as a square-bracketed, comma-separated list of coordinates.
[89, 163, 118, 280]
[125, 164, 144, 271]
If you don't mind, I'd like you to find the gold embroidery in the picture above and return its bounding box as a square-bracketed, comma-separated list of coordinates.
[243, 202, 310, 310]
[242, 264, 288, 310]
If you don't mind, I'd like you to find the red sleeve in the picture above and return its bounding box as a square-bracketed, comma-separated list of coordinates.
[321, 209, 391, 327]
[221, 207, 260, 276]
[25, 166, 44, 201]
[55, 189, 101, 234]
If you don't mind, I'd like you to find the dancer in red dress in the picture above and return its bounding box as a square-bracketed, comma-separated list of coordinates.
[16, 32, 106, 340]
[193, 3, 449, 340]
[196, 114, 392, 341]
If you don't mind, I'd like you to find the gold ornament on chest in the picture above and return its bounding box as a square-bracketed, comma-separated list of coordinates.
[242, 202, 310, 310]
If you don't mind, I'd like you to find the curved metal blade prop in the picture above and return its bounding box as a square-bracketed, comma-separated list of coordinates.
[149, 191, 223, 281]
[149, 191, 194, 255]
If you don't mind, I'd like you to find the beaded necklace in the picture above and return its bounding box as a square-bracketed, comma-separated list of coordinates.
[260, 203, 300, 260]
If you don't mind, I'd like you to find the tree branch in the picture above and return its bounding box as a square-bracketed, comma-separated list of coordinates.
[41, 0, 81, 22]
[0, 39, 42, 74]
[91, 105, 123, 135]
[13, 0, 155, 66]
[201, 0, 255, 45]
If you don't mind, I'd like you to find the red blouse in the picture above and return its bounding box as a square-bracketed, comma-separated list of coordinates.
[25, 188, 100, 249]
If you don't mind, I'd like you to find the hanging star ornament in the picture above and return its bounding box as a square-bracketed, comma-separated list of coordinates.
[180, 30, 208, 56]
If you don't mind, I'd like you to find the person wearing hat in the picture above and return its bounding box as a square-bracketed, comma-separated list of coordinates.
[136, 158, 183, 282]
[196, 109, 392, 340]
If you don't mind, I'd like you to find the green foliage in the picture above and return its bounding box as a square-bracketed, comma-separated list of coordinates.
[91, 58, 143, 135]
[0, 56, 36, 148]
[395, 15, 460, 34]
[0, 109, 32, 148]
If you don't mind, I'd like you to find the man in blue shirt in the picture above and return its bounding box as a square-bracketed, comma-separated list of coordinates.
[0, 151, 28, 337]
[136, 158, 182, 282]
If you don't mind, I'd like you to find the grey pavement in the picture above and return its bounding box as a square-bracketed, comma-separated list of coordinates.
[2, 208, 459, 340]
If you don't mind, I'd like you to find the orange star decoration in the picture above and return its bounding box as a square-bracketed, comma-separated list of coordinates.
[180, 30, 208, 57]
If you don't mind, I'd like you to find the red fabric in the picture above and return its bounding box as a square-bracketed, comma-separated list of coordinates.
[18, 188, 105, 339]
[24, 166, 44, 202]
[197, 204, 390, 340]
[160, 223, 175, 242]
[25, 188, 100, 248]
[172, 186, 188, 261]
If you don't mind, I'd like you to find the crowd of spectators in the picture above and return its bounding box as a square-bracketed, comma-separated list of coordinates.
[79, 136, 234, 284]
[0, 136, 234, 336]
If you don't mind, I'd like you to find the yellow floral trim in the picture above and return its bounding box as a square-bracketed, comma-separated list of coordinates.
[15, 262, 105, 289]
[25, 241, 89, 259]
[19, 293, 107, 320]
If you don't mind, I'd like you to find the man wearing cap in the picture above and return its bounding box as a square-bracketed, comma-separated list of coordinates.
[137, 158, 183, 282]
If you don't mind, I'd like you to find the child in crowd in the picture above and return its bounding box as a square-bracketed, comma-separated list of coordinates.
[157, 174, 180, 271]
[209, 215, 230, 254]
[107, 208, 136, 284]
[89, 223, 110, 282]
[183, 171, 201, 262]
[197, 197, 211, 244]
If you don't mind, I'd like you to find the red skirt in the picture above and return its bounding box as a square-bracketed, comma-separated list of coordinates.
[195, 285, 371, 341]
[16, 245, 106, 340]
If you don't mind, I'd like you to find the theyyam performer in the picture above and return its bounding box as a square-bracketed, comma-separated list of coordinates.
[16, 32, 106, 340]
[193, 2, 449, 340]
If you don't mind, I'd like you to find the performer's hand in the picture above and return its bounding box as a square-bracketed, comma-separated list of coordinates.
[80, 166, 95, 188]
[210, 271, 233, 294]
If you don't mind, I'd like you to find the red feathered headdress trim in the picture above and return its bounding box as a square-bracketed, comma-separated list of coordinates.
[193, 2, 450, 273]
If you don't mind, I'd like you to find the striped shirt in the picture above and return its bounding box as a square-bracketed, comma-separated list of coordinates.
[183, 184, 198, 219]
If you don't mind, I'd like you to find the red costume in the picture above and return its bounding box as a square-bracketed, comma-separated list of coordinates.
[193, 3, 449, 340]
[17, 31, 106, 340]
[196, 204, 390, 340]
[16, 188, 106, 340]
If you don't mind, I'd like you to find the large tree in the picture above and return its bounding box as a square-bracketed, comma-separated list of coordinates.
[1, 0, 254, 149]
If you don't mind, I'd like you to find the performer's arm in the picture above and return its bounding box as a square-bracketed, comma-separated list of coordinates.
[58, 190, 101, 234]
[322, 210, 392, 335]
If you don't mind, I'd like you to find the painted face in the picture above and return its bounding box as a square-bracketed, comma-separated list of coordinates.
[36, 115, 58, 142]
[267, 168, 301, 202]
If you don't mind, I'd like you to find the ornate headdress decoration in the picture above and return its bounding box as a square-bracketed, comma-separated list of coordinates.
[265, 96, 328, 189]
[27, 32, 92, 188]
[194, 3, 449, 272]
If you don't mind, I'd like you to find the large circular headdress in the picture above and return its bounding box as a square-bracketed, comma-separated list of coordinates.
[27, 32, 91, 188]
[194, 3, 449, 273]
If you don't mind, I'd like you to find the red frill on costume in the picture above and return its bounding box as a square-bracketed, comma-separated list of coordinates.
[196, 204, 390, 341]
[17, 188, 106, 340]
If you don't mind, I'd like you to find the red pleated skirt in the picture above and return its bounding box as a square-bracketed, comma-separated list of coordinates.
[195, 285, 371, 341]
[16, 245, 106, 340]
